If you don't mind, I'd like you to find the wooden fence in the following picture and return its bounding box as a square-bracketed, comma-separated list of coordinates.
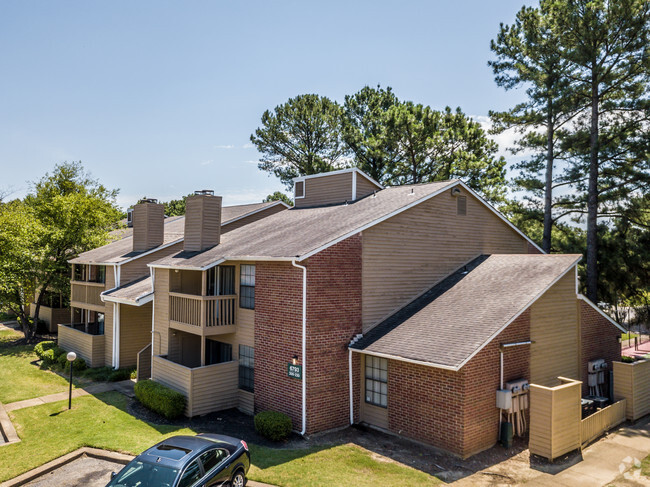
[57, 324, 105, 368]
[580, 398, 627, 447]
[169, 293, 237, 329]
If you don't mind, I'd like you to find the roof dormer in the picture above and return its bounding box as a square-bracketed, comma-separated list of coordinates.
[293, 168, 383, 208]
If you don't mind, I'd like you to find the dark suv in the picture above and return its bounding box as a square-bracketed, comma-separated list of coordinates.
[105, 433, 250, 487]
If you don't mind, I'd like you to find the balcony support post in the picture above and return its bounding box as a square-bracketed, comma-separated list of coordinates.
[201, 272, 207, 328]
[200, 336, 206, 367]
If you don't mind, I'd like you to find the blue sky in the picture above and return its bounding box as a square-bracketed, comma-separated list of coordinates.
[0, 1, 532, 209]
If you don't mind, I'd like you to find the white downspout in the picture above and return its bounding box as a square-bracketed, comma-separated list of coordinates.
[292, 259, 307, 436]
[150, 266, 155, 358]
[112, 265, 121, 369]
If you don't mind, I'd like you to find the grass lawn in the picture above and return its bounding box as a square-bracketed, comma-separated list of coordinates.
[1, 391, 442, 486]
[0, 329, 70, 403]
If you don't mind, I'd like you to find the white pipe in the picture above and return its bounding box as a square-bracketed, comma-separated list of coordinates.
[349, 348, 354, 424]
[150, 266, 155, 358]
[113, 303, 120, 369]
[292, 259, 307, 436]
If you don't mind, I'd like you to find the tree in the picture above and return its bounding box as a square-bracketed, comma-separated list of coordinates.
[250, 94, 349, 189]
[489, 5, 580, 252]
[0, 162, 121, 341]
[548, 0, 650, 302]
[161, 195, 191, 216]
[387, 104, 507, 202]
[342, 85, 400, 184]
[263, 191, 293, 206]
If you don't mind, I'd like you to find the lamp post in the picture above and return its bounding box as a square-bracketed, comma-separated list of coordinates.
[66, 352, 76, 410]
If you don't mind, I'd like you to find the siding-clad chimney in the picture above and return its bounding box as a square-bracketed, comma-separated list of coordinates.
[132, 198, 164, 252]
[184, 190, 222, 252]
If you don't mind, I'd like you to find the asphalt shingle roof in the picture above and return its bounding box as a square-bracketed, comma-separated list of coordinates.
[351, 253, 581, 370]
[151, 181, 458, 269]
[102, 276, 153, 305]
[71, 201, 282, 265]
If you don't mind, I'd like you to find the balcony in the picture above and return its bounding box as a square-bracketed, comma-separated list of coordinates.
[57, 323, 105, 368]
[70, 281, 105, 310]
[169, 293, 237, 336]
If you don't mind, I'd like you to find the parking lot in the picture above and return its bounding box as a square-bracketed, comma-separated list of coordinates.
[22, 456, 123, 487]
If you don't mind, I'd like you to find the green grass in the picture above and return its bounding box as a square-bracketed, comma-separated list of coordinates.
[248, 443, 442, 486]
[1, 391, 443, 486]
[0, 392, 194, 482]
[621, 332, 639, 341]
[0, 329, 70, 403]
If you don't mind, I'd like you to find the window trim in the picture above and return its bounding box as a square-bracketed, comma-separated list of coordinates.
[238, 344, 254, 392]
[239, 264, 255, 310]
[294, 179, 305, 199]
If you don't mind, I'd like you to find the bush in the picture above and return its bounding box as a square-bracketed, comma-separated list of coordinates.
[34, 341, 57, 360]
[63, 356, 87, 373]
[621, 355, 636, 363]
[134, 380, 186, 419]
[108, 368, 134, 382]
[254, 411, 292, 441]
[40, 346, 65, 365]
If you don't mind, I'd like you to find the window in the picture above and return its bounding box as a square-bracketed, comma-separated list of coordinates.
[365, 356, 388, 408]
[199, 448, 228, 473]
[205, 340, 232, 365]
[94, 265, 106, 284]
[239, 345, 254, 392]
[240, 265, 255, 309]
[177, 459, 202, 487]
[295, 180, 305, 198]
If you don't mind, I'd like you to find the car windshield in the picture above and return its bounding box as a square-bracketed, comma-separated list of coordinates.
[107, 460, 179, 487]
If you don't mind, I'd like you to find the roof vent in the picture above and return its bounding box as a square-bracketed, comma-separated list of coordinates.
[194, 189, 214, 196]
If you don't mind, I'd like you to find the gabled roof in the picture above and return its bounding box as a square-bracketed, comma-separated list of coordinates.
[292, 167, 384, 190]
[70, 201, 287, 265]
[151, 180, 458, 269]
[150, 180, 543, 270]
[350, 253, 582, 371]
[102, 276, 153, 306]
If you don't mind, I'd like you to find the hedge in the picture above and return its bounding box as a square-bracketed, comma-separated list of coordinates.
[254, 411, 292, 441]
[34, 341, 58, 360]
[134, 380, 186, 419]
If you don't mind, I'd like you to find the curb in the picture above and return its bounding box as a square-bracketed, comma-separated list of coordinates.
[0, 447, 133, 487]
[0, 403, 20, 446]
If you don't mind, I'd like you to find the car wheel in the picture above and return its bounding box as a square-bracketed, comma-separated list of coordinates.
[231, 470, 246, 487]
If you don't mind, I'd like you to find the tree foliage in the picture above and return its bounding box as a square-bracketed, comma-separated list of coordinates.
[342, 85, 400, 184]
[0, 162, 121, 341]
[263, 191, 293, 206]
[250, 94, 349, 189]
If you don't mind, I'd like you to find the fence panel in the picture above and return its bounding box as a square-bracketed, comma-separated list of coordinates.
[580, 399, 627, 447]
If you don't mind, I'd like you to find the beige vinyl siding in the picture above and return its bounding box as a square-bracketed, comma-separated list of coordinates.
[153, 268, 170, 356]
[359, 355, 388, 429]
[613, 360, 650, 420]
[119, 302, 153, 368]
[530, 272, 579, 386]
[132, 203, 164, 252]
[120, 241, 183, 284]
[355, 175, 382, 200]
[31, 304, 70, 333]
[238, 390, 254, 415]
[104, 303, 114, 366]
[58, 324, 105, 368]
[184, 195, 222, 252]
[529, 379, 582, 461]
[295, 172, 353, 208]
[222, 204, 287, 233]
[361, 190, 530, 331]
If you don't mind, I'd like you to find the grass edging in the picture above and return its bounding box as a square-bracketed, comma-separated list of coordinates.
[0, 447, 133, 487]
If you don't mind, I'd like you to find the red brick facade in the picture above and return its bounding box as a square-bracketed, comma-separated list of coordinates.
[254, 234, 362, 433]
[579, 299, 621, 395]
[381, 311, 531, 458]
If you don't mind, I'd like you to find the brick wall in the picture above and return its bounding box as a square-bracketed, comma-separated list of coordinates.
[579, 299, 621, 396]
[384, 311, 531, 458]
[254, 234, 362, 434]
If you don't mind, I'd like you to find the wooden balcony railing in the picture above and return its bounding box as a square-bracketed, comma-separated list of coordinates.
[70, 281, 105, 307]
[169, 293, 237, 335]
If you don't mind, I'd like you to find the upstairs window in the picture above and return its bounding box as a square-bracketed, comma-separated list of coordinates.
[240, 265, 255, 309]
[91, 265, 106, 284]
[73, 264, 86, 281]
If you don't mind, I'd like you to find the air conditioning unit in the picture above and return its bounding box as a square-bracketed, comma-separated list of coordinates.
[505, 378, 529, 394]
[588, 359, 605, 373]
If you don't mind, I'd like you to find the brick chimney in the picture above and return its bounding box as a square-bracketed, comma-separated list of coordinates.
[132, 198, 164, 252]
[184, 190, 222, 252]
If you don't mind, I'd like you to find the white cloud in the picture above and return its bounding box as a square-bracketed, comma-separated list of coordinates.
[213, 144, 235, 149]
[473, 115, 536, 159]
[242, 143, 254, 149]
[200, 160, 213, 166]
[244, 160, 259, 165]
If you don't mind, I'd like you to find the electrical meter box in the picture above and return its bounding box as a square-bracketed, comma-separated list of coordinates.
[496, 389, 512, 410]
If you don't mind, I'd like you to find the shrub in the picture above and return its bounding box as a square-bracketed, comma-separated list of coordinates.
[108, 368, 135, 382]
[40, 347, 65, 365]
[621, 356, 636, 363]
[62, 356, 87, 373]
[254, 411, 292, 441]
[134, 380, 185, 419]
[34, 341, 57, 360]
